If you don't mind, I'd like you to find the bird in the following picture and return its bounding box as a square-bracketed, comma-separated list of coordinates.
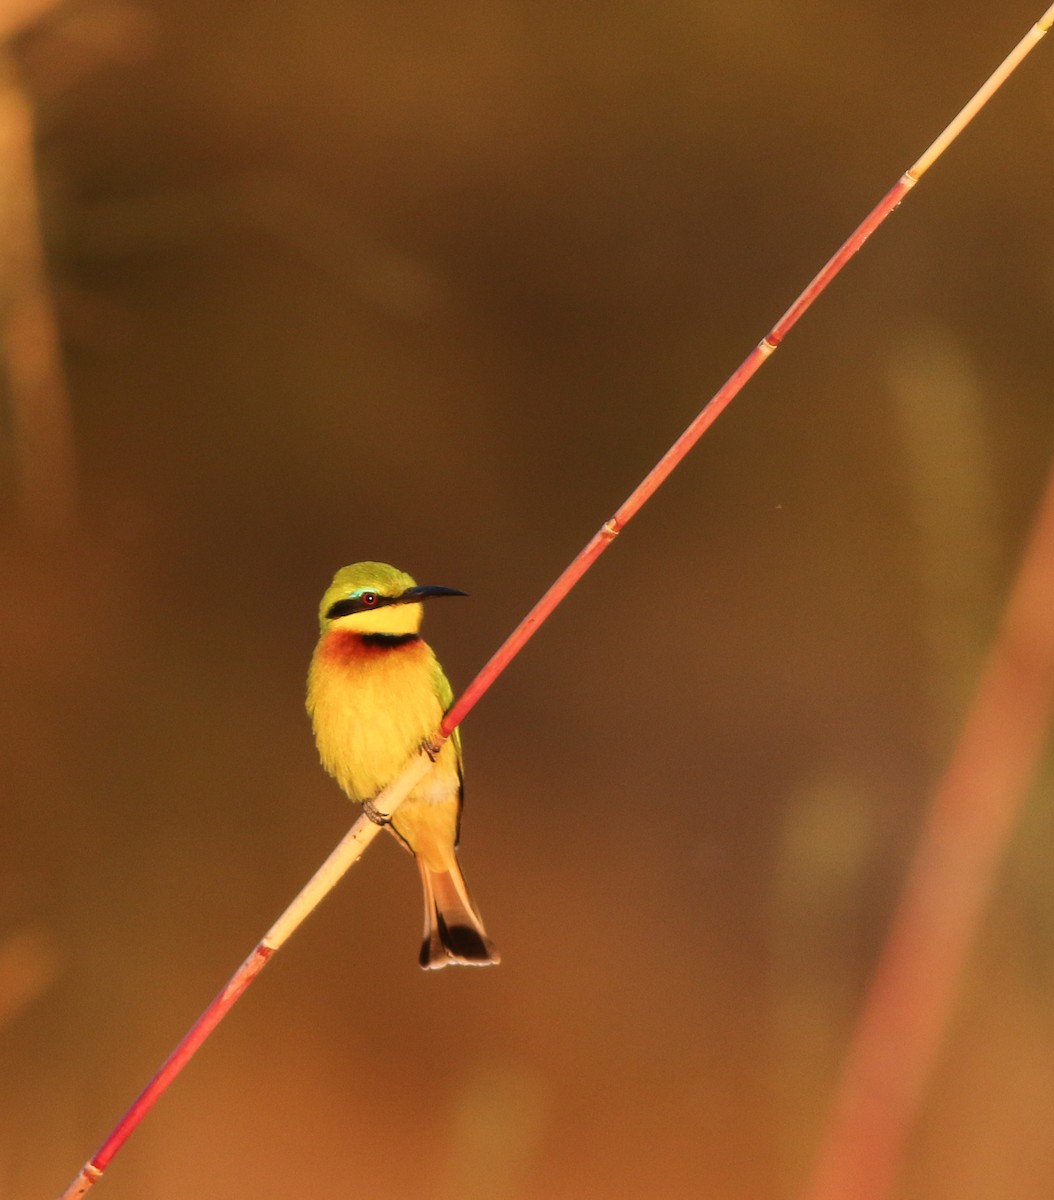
[307, 561, 499, 969]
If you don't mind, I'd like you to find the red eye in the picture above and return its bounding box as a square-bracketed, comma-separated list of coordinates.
[361, 592, 378, 606]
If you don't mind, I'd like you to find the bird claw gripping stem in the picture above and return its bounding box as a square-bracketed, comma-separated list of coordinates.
[362, 799, 391, 827]
[420, 737, 442, 762]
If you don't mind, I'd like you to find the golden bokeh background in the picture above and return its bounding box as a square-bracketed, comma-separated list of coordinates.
[3, 1, 1054, 1197]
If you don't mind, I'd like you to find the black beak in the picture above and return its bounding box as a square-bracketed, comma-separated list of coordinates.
[398, 585, 468, 603]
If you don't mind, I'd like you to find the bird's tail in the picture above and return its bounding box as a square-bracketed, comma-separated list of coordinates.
[417, 852, 500, 970]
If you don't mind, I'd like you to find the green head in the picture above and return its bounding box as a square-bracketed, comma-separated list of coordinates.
[317, 561, 467, 636]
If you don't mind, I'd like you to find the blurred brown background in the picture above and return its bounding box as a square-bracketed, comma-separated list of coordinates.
[2, 1, 1054, 1197]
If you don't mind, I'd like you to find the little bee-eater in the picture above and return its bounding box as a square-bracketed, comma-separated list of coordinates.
[307, 562, 499, 969]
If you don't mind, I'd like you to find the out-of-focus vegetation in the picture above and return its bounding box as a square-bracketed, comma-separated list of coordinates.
[2, 2, 1053, 1197]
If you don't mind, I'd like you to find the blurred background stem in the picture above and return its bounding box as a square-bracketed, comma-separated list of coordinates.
[803, 448, 1054, 1200]
[1, 15, 77, 533]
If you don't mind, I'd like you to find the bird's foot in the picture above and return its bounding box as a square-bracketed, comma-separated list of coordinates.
[363, 799, 390, 827]
[420, 737, 441, 763]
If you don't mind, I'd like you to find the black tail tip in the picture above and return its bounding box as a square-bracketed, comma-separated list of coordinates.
[420, 921, 501, 969]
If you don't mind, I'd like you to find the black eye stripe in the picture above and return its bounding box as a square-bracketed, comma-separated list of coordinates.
[324, 598, 357, 620]
[324, 592, 390, 620]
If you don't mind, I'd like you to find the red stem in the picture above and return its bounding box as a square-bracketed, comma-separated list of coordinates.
[58, 945, 274, 1198]
[94, 945, 274, 1170]
[441, 176, 913, 738]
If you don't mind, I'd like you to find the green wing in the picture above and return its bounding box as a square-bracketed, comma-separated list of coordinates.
[431, 660, 465, 840]
[431, 659, 463, 767]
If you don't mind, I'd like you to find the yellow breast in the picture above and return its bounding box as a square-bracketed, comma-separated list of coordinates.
[307, 631, 443, 801]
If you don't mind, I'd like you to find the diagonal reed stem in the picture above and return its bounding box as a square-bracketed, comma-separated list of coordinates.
[439, 3, 1054, 740]
[58, 753, 434, 1200]
[56, 6, 1054, 1196]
